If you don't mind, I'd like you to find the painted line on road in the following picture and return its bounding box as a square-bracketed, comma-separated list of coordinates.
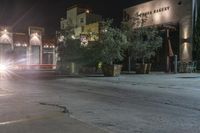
[0, 112, 64, 126]
[0, 94, 13, 97]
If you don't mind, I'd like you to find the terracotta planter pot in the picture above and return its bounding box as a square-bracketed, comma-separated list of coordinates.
[102, 64, 122, 77]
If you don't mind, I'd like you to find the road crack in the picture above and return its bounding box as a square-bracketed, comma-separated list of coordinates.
[39, 102, 69, 114]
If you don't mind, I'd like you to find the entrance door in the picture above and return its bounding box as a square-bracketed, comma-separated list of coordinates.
[31, 45, 40, 64]
[151, 25, 179, 71]
[43, 53, 53, 64]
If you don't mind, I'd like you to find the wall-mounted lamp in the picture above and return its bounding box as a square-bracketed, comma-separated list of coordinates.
[15, 43, 28, 47]
[43, 44, 55, 49]
[22, 43, 28, 47]
[1, 29, 8, 35]
[181, 38, 191, 43]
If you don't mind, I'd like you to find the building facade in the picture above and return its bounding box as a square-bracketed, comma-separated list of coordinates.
[0, 26, 56, 69]
[124, 0, 198, 63]
[60, 5, 102, 45]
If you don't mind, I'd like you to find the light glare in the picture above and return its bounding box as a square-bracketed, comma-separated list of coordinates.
[0, 64, 7, 74]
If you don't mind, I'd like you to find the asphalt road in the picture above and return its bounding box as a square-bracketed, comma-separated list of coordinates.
[0, 73, 200, 133]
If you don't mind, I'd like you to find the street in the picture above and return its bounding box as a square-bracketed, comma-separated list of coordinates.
[0, 73, 200, 133]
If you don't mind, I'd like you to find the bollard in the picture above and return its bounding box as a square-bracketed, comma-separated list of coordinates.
[174, 55, 178, 74]
[128, 56, 131, 72]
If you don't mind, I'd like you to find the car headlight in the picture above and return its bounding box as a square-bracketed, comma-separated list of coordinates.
[0, 64, 7, 73]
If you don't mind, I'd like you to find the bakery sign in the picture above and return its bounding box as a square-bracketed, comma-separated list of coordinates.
[125, 5, 171, 27]
[137, 6, 170, 17]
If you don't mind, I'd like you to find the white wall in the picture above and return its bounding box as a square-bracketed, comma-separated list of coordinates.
[67, 7, 78, 27]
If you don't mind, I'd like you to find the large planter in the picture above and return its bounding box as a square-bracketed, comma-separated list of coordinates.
[102, 64, 122, 77]
[136, 63, 147, 74]
[136, 63, 152, 74]
[79, 66, 96, 74]
[146, 63, 152, 74]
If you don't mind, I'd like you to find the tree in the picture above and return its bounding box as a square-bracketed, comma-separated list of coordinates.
[96, 20, 128, 65]
[123, 25, 162, 64]
[57, 19, 84, 73]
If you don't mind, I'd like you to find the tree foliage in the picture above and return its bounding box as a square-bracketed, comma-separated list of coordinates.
[122, 22, 162, 63]
[57, 20, 85, 72]
[95, 20, 128, 65]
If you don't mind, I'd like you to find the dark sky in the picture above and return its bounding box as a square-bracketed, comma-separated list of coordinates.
[0, 0, 149, 35]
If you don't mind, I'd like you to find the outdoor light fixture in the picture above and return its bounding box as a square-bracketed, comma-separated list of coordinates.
[101, 29, 108, 33]
[86, 9, 90, 13]
[44, 44, 55, 48]
[44, 44, 49, 48]
[15, 43, 21, 47]
[182, 38, 191, 43]
[71, 35, 76, 40]
[1, 29, 8, 35]
[30, 32, 42, 45]
[50, 45, 55, 48]
[22, 43, 27, 47]
[58, 35, 64, 42]
[35, 33, 38, 36]
[0, 29, 12, 44]
[15, 43, 27, 47]
[32, 33, 39, 39]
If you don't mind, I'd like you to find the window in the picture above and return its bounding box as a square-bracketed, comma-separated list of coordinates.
[80, 18, 84, 23]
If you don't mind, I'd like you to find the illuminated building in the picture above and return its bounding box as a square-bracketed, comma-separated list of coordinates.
[0, 26, 56, 69]
[60, 4, 102, 46]
[124, 0, 198, 71]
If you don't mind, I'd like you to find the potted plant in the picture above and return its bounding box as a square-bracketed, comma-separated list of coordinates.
[93, 20, 127, 76]
[125, 26, 162, 74]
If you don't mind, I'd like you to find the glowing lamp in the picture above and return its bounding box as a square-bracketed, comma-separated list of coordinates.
[0, 64, 7, 74]
[86, 10, 90, 14]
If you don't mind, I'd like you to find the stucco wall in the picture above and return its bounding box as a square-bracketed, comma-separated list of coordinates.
[124, 0, 194, 62]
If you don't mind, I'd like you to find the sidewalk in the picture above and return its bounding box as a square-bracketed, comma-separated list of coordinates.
[79, 72, 200, 90]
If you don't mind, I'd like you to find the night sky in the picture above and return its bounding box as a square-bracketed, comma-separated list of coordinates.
[0, 0, 149, 35]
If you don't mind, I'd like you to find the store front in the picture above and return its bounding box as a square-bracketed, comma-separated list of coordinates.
[0, 26, 56, 70]
[124, 0, 198, 71]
